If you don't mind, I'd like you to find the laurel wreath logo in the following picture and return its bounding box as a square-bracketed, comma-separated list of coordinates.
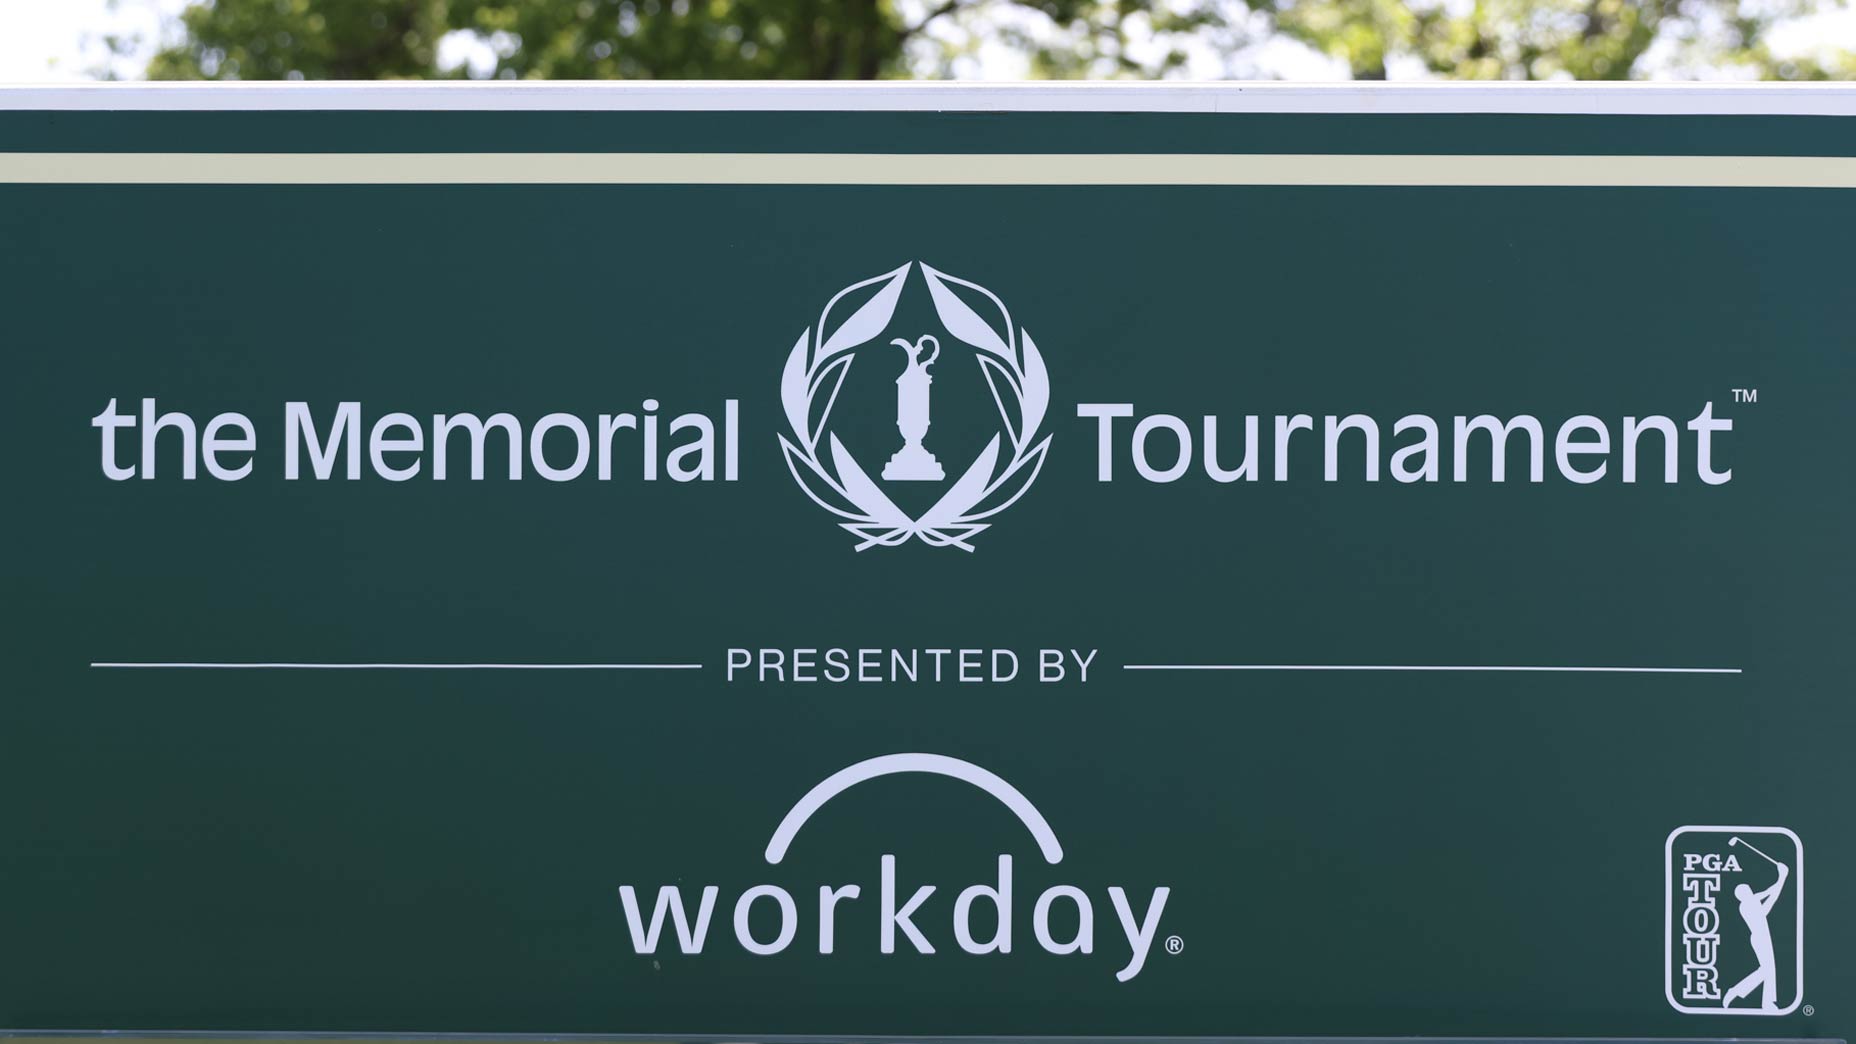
[779, 262, 1052, 551]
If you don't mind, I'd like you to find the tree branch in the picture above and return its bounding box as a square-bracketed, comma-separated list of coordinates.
[900, 0, 964, 42]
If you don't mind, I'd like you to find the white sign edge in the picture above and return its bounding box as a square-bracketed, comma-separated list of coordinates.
[1, 81, 1855, 115]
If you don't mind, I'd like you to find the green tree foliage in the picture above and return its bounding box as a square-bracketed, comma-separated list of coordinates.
[149, 0, 449, 79]
[1271, 0, 1852, 79]
[142, 0, 1853, 81]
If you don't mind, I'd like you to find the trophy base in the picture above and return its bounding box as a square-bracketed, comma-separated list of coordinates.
[882, 444, 945, 482]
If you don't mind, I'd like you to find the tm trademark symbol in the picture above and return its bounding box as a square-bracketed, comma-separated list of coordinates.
[1165, 935, 1184, 955]
[1733, 388, 1759, 404]
[1803, 1004, 1815, 1016]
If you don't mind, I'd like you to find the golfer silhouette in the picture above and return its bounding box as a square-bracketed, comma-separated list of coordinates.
[1722, 837, 1789, 1010]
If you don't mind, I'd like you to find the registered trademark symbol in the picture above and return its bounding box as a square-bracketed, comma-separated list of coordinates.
[1803, 1004, 1814, 1016]
[1165, 935, 1184, 955]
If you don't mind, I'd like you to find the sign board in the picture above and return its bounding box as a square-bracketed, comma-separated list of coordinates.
[1, 83, 1851, 1041]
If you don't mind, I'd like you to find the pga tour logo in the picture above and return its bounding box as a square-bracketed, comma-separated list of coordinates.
[617, 753, 1174, 981]
[1665, 825, 1803, 1015]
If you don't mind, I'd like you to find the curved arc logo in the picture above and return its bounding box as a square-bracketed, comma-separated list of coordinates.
[616, 752, 1173, 981]
[764, 752, 1065, 865]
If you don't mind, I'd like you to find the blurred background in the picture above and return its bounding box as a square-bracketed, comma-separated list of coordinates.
[0, 0, 1851, 82]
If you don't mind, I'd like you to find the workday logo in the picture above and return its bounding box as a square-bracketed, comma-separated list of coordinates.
[779, 264, 1053, 551]
[1665, 825, 1804, 1015]
[617, 753, 1175, 980]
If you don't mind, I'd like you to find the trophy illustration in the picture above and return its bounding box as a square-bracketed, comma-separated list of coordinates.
[882, 334, 946, 481]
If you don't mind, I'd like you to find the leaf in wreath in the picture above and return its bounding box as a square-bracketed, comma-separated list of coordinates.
[917, 524, 985, 552]
[781, 328, 812, 442]
[818, 263, 912, 360]
[965, 435, 1050, 522]
[1019, 329, 1049, 441]
[920, 434, 1002, 528]
[829, 434, 912, 530]
[977, 357, 1021, 447]
[780, 435, 864, 520]
[921, 265, 1012, 360]
[808, 354, 854, 436]
[924, 263, 1017, 362]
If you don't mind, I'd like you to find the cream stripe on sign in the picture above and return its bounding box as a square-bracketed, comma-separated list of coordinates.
[2, 152, 1855, 187]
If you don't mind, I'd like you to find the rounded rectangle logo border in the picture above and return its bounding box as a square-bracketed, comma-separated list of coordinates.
[1664, 824, 1804, 1016]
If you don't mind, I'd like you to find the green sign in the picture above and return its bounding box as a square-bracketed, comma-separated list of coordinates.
[1, 84, 1851, 1041]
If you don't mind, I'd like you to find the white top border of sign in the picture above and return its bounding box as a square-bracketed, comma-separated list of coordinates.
[1, 81, 1855, 115]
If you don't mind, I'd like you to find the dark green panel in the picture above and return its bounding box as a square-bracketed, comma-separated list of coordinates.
[0, 101, 1848, 1041]
[5, 110, 1856, 155]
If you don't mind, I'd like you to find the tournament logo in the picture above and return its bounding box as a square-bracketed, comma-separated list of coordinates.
[779, 263, 1052, 551]
[1665, 825, 1804, 1015]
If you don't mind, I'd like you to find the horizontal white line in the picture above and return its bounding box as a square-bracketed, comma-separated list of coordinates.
[3, 82, 1855, 115]
[3, 153, 1854, 188]
[90, 662, 702, 670]
[1123, 664, 1741, 674]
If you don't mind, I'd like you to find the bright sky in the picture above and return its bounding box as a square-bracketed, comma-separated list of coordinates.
[1, 0, 1852, 81]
